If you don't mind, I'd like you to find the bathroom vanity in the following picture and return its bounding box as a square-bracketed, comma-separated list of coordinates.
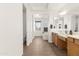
[52, 32, 79, 56]
[52, 32, 58, 46]
[51, 14, 79, 56]
[57, 34, 67, 50]
[52, 33, 67, 50]
[67, 35, 79, 56]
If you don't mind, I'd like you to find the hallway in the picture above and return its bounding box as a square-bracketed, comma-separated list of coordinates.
[23, 37, 67, 56]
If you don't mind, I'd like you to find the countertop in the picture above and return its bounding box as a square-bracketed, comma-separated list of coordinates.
[68, 35, 79, 39]
[58, 33, 68, 38]
[52, 32, 79, 40]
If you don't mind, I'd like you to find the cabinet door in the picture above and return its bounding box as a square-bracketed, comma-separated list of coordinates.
[67, 41, 75, 56]
[54, 34, 58, 46]
[67, 40, 79, 56]
[52, 33, 55, 43]
[58, 38, 67, 49]
[53, 34, 58, 46]
[73, 43, 79, 56]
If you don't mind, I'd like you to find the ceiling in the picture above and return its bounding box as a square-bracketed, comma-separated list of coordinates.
[48, 3, 79, 15]
[24, 3, 48, 11]
[24, 3, 79, 15]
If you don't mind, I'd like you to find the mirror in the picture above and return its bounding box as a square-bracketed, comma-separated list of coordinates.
[71, 15, 79, 32]
[54, 17, 64, 29]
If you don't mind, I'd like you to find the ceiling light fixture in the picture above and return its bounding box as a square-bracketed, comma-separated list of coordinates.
[35, 14, 40, 17]
[59, 11, 67, 15]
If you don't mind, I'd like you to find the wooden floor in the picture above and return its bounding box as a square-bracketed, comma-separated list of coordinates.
[23, 37, 67, 56]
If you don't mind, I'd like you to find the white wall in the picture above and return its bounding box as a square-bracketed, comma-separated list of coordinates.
[0, 4, 23, 56]
[26, 6, 33, 46]
[42, 18, 49, 40]
[48, 13, 54, 43]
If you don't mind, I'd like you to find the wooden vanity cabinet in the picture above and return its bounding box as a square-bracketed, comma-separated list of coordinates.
[67, 37, 79, 56]
[67, 37, 75, 56]
[53, 33, 58, 46]
[52, 33, 67, 50]
[52, 32, 55, 43]
[57, 36, 67, 50]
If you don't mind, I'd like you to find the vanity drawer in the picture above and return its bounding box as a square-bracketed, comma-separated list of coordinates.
[58, 36, 66, 41]
[67, 37, 74, 42]
[75, 39, 79, 45]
